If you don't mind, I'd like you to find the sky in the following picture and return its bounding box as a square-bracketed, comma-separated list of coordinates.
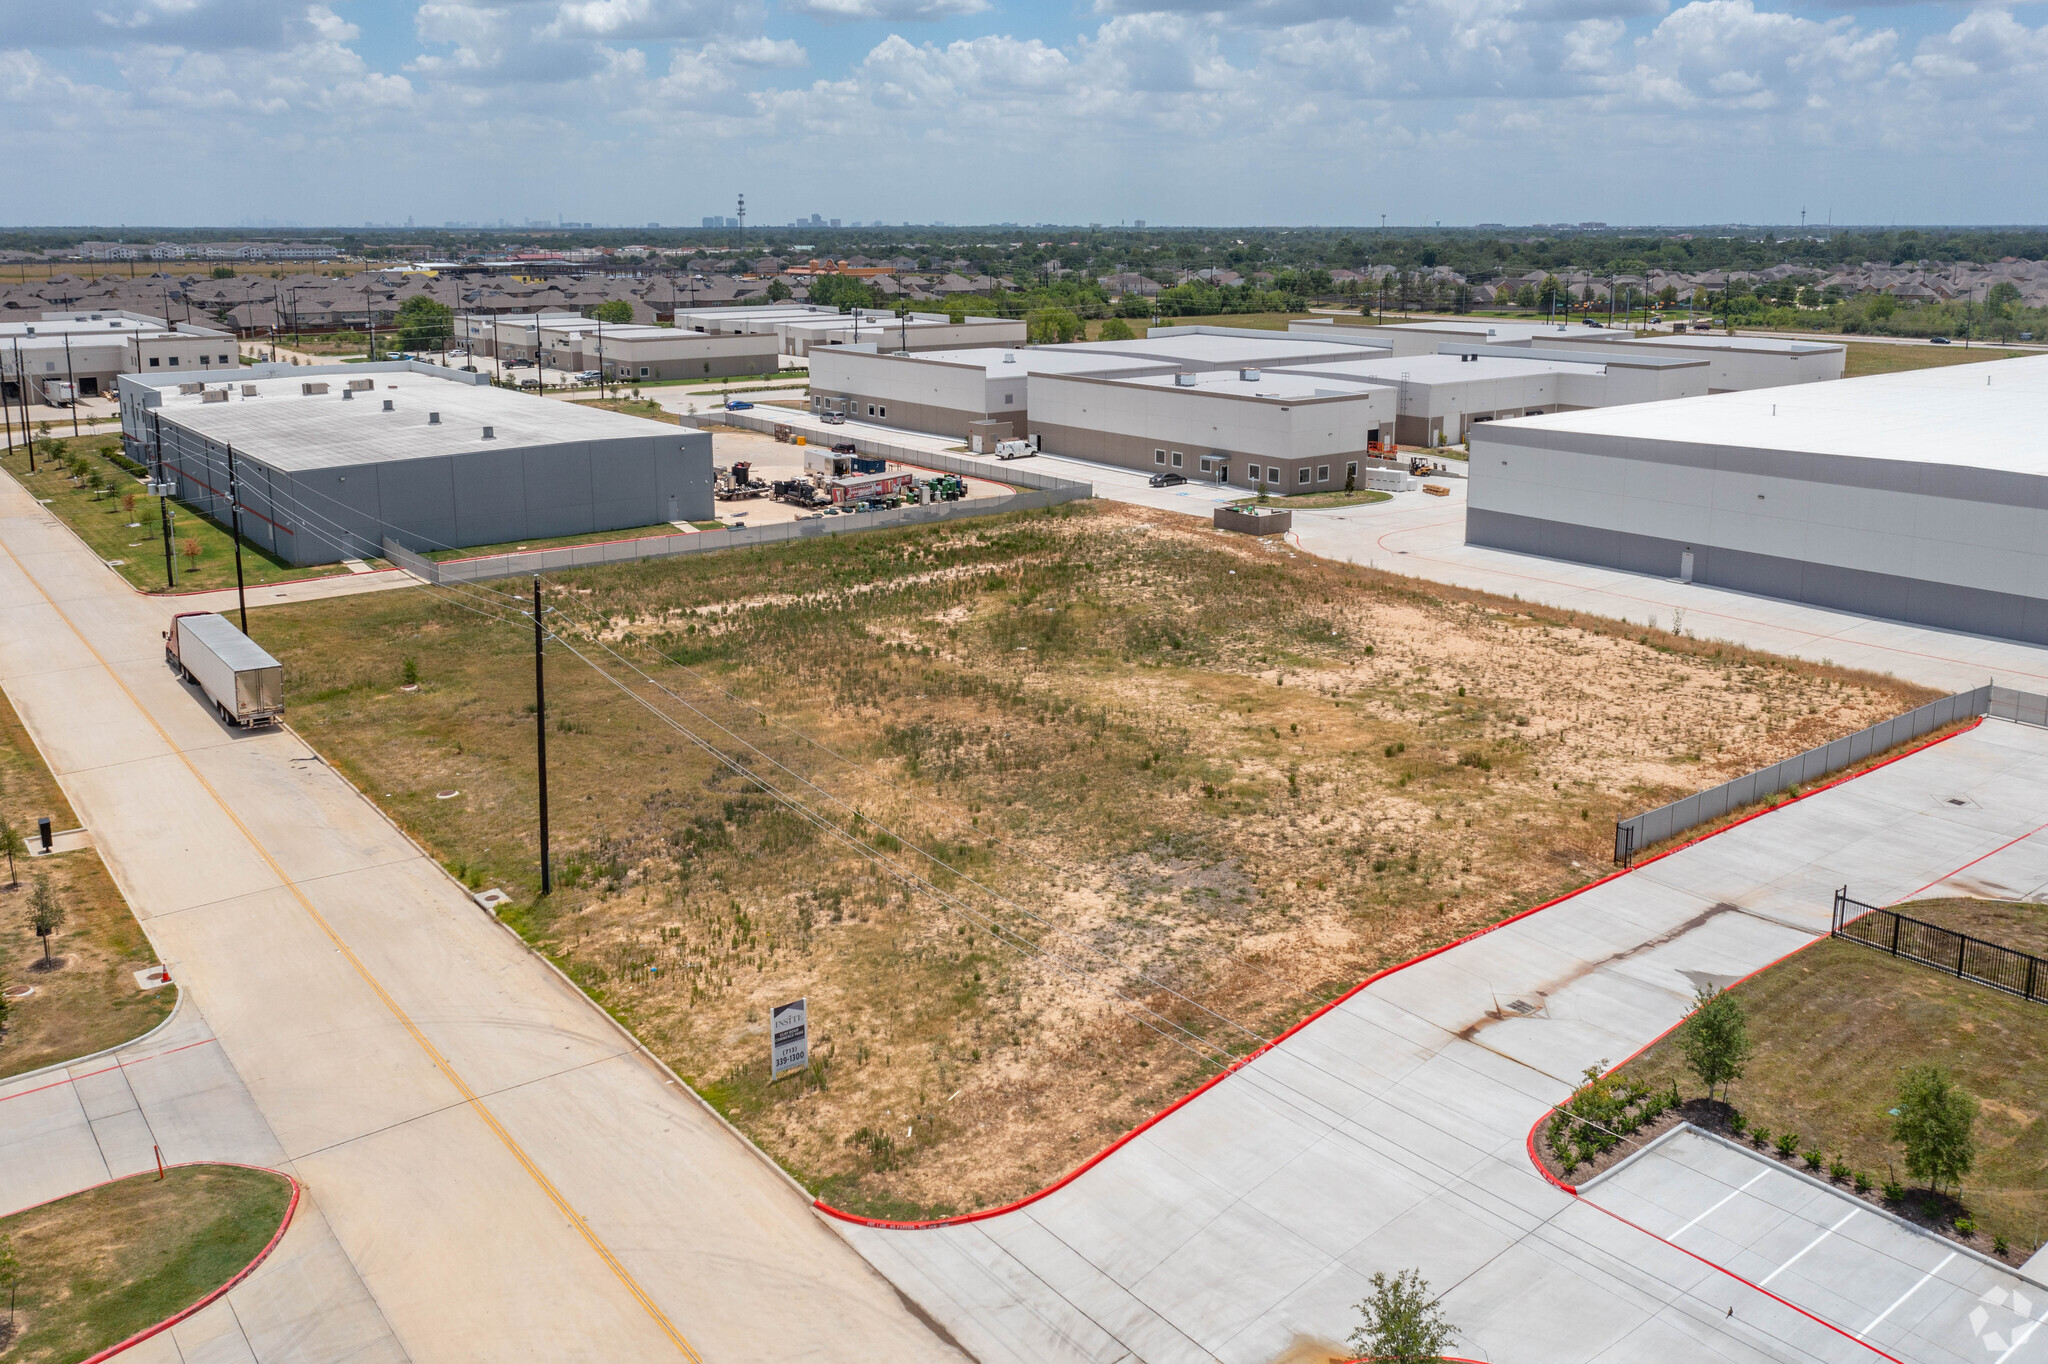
[3, 0, 2045, 230]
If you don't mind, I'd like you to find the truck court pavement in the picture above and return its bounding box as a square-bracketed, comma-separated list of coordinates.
[828, 715, 2048, 1364]
[0, 472, 962, 1361]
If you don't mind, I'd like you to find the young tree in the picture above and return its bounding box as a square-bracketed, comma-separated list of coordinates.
[764, 278, 792, 303]
[180, 536, 203, 569]
[396, 295, 455, 351]
[29, 873, 64, 966]
[589, 299, 634, 325]
[1892, 1064, 1977, 1194]
[0, 818, 23, 887]
[1348, 1269, 1460, 1363]
[1097, 317, 1136, 341]
[1677, 984, 1751, 1099]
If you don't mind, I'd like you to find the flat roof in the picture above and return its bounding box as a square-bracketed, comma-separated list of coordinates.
[148, 367, 683, 472]
[1272, 353, 1604, 384]
[867, 346, 1164, 378]
[1619, 333, 1844, 356]
[1343, 319, 1585, 341]
[1110, 371, 1384, 401]
[1490, 354, 2048, 472]
[1060, 334, 1389, 367]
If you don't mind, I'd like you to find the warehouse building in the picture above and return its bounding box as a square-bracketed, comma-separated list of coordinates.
[1291, 318, 1845, 391]
[1467, 356, 2048, 643]
[534, 320, 780, 380]
[672, 305, 1025, 356]
[2, 311, 236, 402]
[808, 345, 1167, 447]
[1029, 367, 1396, 491]
[1266, 346, 1708, 446]
[119, 361, 712, 565]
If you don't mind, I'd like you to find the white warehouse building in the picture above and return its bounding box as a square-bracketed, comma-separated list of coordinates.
[1467, 355, 2048, 645]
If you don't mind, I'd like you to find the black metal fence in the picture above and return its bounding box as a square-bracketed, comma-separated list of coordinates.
[1831, 888, 2046, 1004]
[1614, 686, 2048, 865]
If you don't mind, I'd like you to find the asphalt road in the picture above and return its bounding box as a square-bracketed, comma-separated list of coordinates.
[0, 471, 962, 1363]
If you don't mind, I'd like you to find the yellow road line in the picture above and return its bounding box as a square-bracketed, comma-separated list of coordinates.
[0, 533, 701, 1361]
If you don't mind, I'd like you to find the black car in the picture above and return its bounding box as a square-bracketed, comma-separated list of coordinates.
[1930, 336, 1951, 345]
[1149, 471, 1186, 487]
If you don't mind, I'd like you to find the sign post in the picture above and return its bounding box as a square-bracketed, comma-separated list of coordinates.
[770, 998, 809, 1081]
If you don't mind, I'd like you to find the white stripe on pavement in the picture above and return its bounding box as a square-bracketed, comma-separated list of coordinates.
[1759, 1208, 1859, 1287]
[1671, 1169, 1769, 1240]
[1856, 1250, 1953, 1338]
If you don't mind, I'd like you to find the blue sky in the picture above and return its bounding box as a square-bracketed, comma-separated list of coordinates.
[3, 0, 2044, 229]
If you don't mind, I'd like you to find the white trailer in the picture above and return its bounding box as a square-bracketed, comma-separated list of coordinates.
[165, 612, 284, 727]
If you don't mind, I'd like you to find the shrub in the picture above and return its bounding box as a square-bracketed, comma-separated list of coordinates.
[1882, 1180, 1905, 1202]
[1828, 1156, 1851, 1181]
[1994, 1235, 2009, 1256]
[1750, 1127, 1770, 1149]
[1803, 1148, 1824, 1172]
[1853, 1171, 1871, 1194]
[402, 656, 420, 686]
[1728, 1111, 1747, 1137]
[1954, 1217, 1976, 1236]
[1775, 1132, 1799, 1158]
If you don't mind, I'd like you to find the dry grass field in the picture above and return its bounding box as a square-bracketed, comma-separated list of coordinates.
[256, 500, 1933, 1218]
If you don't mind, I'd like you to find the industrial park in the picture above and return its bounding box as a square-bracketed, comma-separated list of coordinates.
[4, 3, 2048, 1362]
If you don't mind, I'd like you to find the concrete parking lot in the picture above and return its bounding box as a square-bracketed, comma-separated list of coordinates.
[831, 715, 2048, 1364]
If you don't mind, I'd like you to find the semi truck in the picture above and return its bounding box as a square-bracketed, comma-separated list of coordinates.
[164, 612, 284, 728]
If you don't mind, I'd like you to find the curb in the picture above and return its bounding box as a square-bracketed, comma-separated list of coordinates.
[820, 710, 1984, 1231]
[0, 1161, 301, 1364]
[0, 981, 187, 1091]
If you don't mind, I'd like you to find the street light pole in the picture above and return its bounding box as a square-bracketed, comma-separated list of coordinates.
[225, 441, 248, 633]
[532, 575, 552, 897]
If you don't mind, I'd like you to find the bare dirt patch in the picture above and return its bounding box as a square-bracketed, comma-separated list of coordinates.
[256, 500, 1934, 1218]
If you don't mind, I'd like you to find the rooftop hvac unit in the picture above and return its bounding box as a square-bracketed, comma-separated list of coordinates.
[1175, 372, 1197, 387]
[1239, 368, 1261, 381]
[201, 389, 228, 403]
[342, 388, 353, 400]
[242, 384, 259, 396]
[178, 381, 205, 395]
[347, 378, 374, 391]
[302, 382, 329, 395]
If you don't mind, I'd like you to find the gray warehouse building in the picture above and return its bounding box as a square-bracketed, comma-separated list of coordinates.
[119, 361, 712, 566]
[1467, 355, 2048, 644]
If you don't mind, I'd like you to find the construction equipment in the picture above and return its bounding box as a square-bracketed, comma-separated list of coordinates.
[772, 423, 794, 443]
[715, 461, 770, 500]
[771, 478, 830, 508]
[1408, 456, 1437, 477]
[164, 612, 284, 728]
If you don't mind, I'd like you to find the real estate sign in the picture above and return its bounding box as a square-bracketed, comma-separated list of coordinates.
[770, 997, 809, 1080]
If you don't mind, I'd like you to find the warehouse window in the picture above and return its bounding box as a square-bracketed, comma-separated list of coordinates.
[1298, 467, 1311, 485]
[149, 357, 159, 366]
[1155, 449, 1166, 464]
[867, 405, 875, 416]
[1267, 466, 1281, 484]
[169, 357, 180, 367]
[219, 355, 229, 365]
[1171, 452, 1182, 467]
[878, 406, 887, 418]
[1004, 393, 1014, 405]
[1316, 466, 1329, 483]
[639, 367, 650, 377]
[1345, 461, 1358, 482]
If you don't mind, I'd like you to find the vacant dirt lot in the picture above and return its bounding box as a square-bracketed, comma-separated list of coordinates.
[257, 500, 1933, 1218]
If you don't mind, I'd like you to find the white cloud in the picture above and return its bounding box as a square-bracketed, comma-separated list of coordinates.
[781, 0, 990, 20]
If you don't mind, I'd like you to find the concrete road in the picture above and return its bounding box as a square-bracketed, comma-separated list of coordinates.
[0, 471, 961, 1362]
[831, 716, 2048, 1363]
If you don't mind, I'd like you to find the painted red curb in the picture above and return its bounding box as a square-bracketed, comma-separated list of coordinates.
[0, 1038, 219, 1111]
[8, 1161, 299, 1364]
[77, 1155, 301, 1359]
[816, 712, 1986, 1231]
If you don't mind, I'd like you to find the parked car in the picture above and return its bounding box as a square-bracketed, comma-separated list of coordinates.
[577, 370, 602, 382]
[518, 378, 543, 390]
[1930, 336, 1952, 345]
[504, 359, 531, 369]
[1149, 471, 1186, 487]
[831, 441, 858, 455]
[726, 399, 754, 410]
[819, 412, 846, 425]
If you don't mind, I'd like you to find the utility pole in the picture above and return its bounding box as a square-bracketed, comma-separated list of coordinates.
[735, 193, 745, 257]
[155, 410, 174, 587]
[532, 575, 552, 896]
[61, 332, 79, 437]
[225, 441, 248, 632]
[10, 339, 30, 470]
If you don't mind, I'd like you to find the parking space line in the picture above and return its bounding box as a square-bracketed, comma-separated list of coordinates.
[1759, 1208, 1859, 1287]
[1993, 1307, 2047, 1364]
[1671, 1168, 1768, 1240]
[1857, 1250, 1953, 1338]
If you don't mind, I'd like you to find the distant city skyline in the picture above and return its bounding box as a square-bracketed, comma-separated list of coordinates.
[4, 0, 2045, 228]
